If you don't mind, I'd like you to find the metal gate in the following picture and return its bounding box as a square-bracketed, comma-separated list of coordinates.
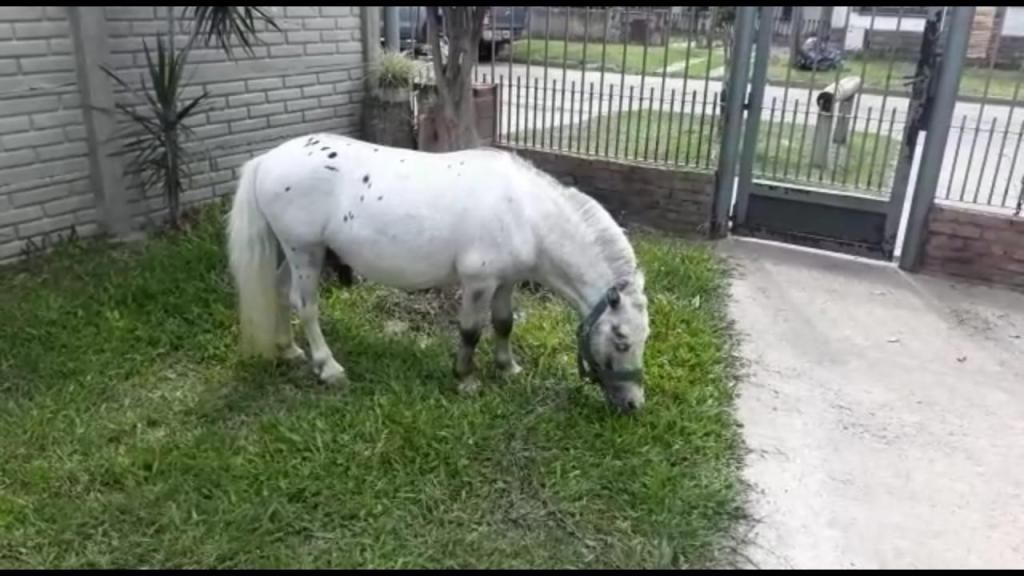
[728, 7, 949, 259]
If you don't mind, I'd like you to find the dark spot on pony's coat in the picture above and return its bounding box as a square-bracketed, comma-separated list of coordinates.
[343, 215, 349, 223]
[377, 195, 383, 201]
[362, 174, 370, 184]
[373, 147, 379, 152]
[400, 159, 405, 163]
[471, 289, 485, 304]
[312, 139, 320, 145]
[321, 147, 329, 151]
[285, 186, 291, 192]
[324, 165, 338, 172]
[328, 151, 337, 159]
[359, 195, 364, 202]
[459, 161, 465, 166]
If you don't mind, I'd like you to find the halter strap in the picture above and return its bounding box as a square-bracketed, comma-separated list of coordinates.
[576, 288, 644, 386]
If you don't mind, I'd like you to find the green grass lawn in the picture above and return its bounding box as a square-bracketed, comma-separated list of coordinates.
[510, 39, 1021, 101]
[767, 53, 1022, 101]
[0, 203, 744, 568]
[516, 109, 901, 193]
[510, 38, 726, 79]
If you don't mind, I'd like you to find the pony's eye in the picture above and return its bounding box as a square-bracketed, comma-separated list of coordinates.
[614, 342, 631, 353]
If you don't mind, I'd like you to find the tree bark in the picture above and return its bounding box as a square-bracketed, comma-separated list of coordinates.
[818, 6, 834, 44]
[788, 6, 804, 68]
[425, 6, 487, 152]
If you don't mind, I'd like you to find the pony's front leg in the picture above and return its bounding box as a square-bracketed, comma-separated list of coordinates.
[491, 282, 522, 376]
[290, 249, 347, 386]
[454, 280, 498, 394]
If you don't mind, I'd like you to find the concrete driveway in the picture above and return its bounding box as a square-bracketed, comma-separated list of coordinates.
[720, 237, 1024, 569]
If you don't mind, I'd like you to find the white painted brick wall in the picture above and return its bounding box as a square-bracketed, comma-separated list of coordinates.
[1, 5, 367, 265]
[0, 6, 94, 264]
[103, 5, 365, 228]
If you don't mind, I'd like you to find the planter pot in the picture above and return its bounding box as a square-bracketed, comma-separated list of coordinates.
[362, 86, 415, 149]
[415, 83, 499, 152]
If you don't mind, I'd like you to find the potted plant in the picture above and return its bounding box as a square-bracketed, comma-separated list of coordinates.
[363, 50, 417, 148]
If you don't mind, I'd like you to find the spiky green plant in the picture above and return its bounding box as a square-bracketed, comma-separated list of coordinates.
[101, 36, 208, 230]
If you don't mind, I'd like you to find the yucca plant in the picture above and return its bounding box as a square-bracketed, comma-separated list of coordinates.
[101, 36, 208, 230]
[101, 7, 278, 231]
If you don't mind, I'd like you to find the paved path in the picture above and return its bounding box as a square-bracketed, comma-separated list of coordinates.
[720, 237, 1024, 569]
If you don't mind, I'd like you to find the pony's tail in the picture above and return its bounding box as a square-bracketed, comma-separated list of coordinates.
[228, 155, 280, 358]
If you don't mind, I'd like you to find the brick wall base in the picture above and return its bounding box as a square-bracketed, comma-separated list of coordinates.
[500, 147, 713, 238]
[923, 204, 1024, 290]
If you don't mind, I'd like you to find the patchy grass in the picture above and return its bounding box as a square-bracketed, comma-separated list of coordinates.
[510, 38, 726, 79]
[518, 109, 901, 192]
[0, 202, 744, 568]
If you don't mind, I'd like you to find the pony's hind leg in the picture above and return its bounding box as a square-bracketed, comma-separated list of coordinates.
[491, 282, 522, 376]
[288, 246, 347, 385]
[275, 260, 306, 362]
[454, 279, 498, 394]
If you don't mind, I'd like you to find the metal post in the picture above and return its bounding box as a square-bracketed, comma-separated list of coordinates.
[384, 6, 400, 52]
[735, 6, 774, 228]
[711, 6, 756, 237]
[899, 6, 975, 271]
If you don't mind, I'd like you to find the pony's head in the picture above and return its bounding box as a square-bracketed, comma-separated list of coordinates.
[578, 270, 650, 414]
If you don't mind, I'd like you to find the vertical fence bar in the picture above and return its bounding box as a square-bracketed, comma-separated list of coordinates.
[567, 80, 575, 151]
[597, 8, 610, 158]
[645, 86, 656, 160]
[706, 90, 719, 169]
[532, 77, 540, 148]
[625, 85, 635, 157]
[950, 115, 969, 201]
[515, 75, 522, 146]
[636, 7, 653, 160]
[783, 100, 802, 180]
[1001, 114, 1024, 210]
[975, 116, 1000, 204]
[654, 6, 673, 163]
[541, 8, 551, 148]
[680, 7, 696, 166]
[617, 6, 629, 158]
[578, 6, 590, 155]
[497, 74, 504, 144]
[550, 79, 558, 149]
[665, 87, 677, 163]
[711, 5, 755, 237]
[964, 13, 1003, 205]
[586, 81, 594, 154]
[853, 107, 873, 188]
[875, 107, 899, 190]
[524, 6, 533, 143]
[559, 6, 570, 151]
[991, 68, 1024, 207]
[900, 6, 974, 271]
[763, 97, 778, 178]
[686, 89, 698, 165]
[606, 83, 615, 158]
[736, 6, 774, 226]
[506, 7, 515, 144]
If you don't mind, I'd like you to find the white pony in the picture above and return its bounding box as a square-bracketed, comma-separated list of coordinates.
[227, 133, 650, 413]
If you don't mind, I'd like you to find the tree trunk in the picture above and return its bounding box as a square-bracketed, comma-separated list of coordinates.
[789, 6, 804, 68]
[425, 6, 487, 152]
[818, 6, 834, 44]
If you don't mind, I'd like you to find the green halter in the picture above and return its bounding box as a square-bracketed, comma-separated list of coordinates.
[576, 287, 644, 387]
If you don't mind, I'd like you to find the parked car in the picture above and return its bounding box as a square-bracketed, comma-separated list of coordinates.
[379, 7, 528, 62]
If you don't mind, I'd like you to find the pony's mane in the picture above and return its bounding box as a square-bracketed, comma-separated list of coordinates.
[499, 150, 638, 283]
